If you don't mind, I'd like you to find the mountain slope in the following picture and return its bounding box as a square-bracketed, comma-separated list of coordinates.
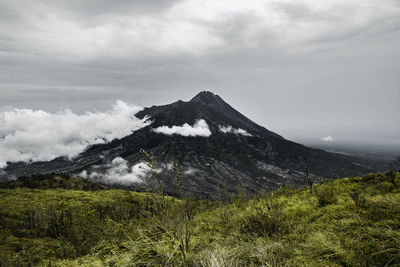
[0, 91, 375, 197]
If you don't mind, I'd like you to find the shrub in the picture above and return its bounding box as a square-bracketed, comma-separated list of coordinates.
[361, 173, 377, 182]
[315, 184, 338, 207]
[303, 231, 352, 265]
[239, 206, 288, 237]
[385, 170, 397, 187]
[192, 241, 288, 267]
[349, 190, 367, 209]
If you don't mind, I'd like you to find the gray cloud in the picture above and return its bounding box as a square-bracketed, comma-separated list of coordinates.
[0, 0, 399, 149]
[56, 0, 183, 15]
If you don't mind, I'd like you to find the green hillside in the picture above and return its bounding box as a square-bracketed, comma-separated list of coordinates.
[0, 172, 399, 266]
[0, 174, 109, 191]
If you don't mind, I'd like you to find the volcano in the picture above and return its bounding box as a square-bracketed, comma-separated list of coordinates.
[1, 91, 375, 197]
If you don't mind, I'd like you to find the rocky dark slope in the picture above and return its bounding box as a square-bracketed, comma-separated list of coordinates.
[0, 91, 376, 197]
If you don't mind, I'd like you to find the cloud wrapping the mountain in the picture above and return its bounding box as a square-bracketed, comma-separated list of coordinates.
[79, 157, 151, 185]
[321, 135, 335, 142]
[160, 162, 198, 175]
[80, 158, 198, 185]
[153, 119, 211, 137]
[0, 101, 151, 168]
[219, 125, 252, 136]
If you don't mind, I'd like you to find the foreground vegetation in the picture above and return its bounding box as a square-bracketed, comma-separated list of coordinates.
[0, 171, 399, 266]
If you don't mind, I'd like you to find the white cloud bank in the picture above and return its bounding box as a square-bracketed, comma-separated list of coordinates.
[321, 135, 336, 142]
[80, 157, 151, 185]
[218, 125, 252, 136]
[152, 119, 211, 137]
[0, 101, 151, 168]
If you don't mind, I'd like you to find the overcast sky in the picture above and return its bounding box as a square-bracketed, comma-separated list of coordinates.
[0, 0, 399, 147]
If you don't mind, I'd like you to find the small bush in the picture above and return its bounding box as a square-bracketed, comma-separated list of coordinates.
[349, 190, 367, 209]
[315, 184, 338, 207]
[385, 170, 397, 186]
[361, 173, 377, 182]
[239, 207, 288, 237]
[192, 241, 288, 267]
[303, 231, 352, 265]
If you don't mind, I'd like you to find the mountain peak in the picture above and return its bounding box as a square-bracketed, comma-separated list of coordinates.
[190, 91, 223, 105]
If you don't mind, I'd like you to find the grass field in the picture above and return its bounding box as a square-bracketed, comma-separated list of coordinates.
[0, 172, 399, 266]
